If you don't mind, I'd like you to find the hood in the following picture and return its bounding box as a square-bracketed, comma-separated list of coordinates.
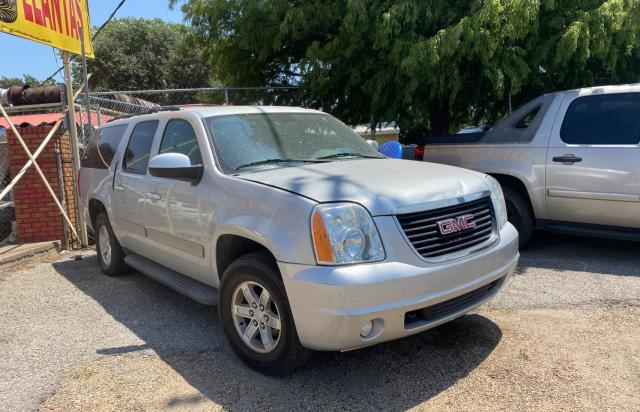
[239, 159, 490, 216]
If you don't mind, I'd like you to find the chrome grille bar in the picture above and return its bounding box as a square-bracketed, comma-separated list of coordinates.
[396, 196, 496, 260]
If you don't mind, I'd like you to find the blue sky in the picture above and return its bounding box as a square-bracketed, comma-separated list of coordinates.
[0, 0, 184, 81]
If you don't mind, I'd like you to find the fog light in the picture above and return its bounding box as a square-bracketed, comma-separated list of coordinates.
[360, 321, 374, 338]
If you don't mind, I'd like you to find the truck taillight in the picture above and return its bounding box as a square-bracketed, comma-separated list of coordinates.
[414, 145, 426, 161]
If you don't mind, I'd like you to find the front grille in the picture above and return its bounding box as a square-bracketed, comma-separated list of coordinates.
[404, 278, 503, 328]
[396, 196, 495, 259]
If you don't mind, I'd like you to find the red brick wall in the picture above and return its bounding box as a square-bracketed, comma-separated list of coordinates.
[7, 126, 78, 247]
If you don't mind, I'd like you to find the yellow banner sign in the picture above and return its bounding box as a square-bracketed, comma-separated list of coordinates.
[0, 0, 94, 57]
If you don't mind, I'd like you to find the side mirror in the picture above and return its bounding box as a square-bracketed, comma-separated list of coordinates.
[148, 153, 203, 184]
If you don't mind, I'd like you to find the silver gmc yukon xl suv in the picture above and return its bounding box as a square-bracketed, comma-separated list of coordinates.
[79, 106, 519, 375]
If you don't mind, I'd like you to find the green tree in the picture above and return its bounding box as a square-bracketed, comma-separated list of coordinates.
[174, 0, 640, 138]
[78, 18, 214, 99]
[0, 75, 56, 88]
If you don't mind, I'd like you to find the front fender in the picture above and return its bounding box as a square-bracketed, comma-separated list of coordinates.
[213, 212, 317, 264]
[210, 178, 320, 272]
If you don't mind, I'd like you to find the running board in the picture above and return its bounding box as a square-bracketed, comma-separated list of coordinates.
[124, 254, 218, 305]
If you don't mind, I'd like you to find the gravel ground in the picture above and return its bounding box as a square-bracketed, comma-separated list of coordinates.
[1, 232, 639, 411]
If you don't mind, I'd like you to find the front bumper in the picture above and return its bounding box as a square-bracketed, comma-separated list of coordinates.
[278, 222, 519, 351]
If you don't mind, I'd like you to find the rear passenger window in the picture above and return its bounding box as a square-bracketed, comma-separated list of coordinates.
[123, 121, 159, 174]
[82, 125, 127, 169]
[515, 106, 540, 129]
[561, 93, 640, 144]
[159, 120, 202, 165]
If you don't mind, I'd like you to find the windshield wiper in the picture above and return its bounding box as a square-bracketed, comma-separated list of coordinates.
[316, 152, 382, 160]
[235, 158, 327, 170]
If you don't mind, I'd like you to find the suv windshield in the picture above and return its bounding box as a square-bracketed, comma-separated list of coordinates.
[205, 112, 383, 173]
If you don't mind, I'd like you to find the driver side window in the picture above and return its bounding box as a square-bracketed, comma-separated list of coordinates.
[159, 119, 203, 165]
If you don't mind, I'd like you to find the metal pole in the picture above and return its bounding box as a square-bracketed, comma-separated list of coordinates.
[370, 114, 376, 141]
[78, 105, 86, 143]
[80, 30, 92, 137]
[224, 88, 229, 105]
[63, 51, 89, 248]
[55, 149, 69, 250]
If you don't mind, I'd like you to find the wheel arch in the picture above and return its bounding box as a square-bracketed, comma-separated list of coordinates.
[214, 233, 279, 282]
[489, 173, 536, 219]
[489, 173, 536, 221]
[88, 198, 107, 228]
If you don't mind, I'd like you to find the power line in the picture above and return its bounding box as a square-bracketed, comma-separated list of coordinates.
[40, 0, 128, 85]
[93, 0, 127, 38]
[51, 47, 63, 82]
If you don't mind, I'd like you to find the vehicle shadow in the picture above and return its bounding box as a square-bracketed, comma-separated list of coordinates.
[515, 231, 640, 278]
[52, 255, 502, 411]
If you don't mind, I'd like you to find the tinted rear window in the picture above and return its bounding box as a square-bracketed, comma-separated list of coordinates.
[81, 125, 128, 169]
[561, 93, 640, 144]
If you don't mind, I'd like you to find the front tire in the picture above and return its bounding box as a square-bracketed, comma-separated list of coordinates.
[94, 212, 128, 276]
[219, 251, 312, 375]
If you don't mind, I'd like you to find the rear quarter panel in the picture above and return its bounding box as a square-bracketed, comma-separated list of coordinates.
[420, 94, 565, 221]
[79, 167, 114, 231]
[423, 145, 549, 219]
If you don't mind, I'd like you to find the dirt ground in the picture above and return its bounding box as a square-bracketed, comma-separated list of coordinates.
[40, 308, 640, 412]
[2, 232, 639, 411]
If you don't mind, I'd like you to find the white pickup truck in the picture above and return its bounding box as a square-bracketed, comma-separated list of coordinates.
[407, 84, 640, 246]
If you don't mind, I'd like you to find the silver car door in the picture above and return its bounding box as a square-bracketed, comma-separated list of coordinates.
[144, 118, 214, 283]
[112, 120, 160, 253]
[546, 92, 640, 228]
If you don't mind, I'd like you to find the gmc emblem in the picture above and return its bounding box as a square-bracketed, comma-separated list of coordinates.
[437, 214, 476, 235]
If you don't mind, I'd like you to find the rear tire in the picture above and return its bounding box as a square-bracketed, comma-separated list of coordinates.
[94, 212, 128, 276]
[503, 187, 534, 247]
[219, 251, 312, 375]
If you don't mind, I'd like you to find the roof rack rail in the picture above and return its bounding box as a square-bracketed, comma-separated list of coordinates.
[106, 106, 181, 123]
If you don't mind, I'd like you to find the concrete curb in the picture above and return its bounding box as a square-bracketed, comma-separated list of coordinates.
[0, 241, 61, 269]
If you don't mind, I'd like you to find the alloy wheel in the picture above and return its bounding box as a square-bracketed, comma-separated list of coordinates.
[98, 225, 112, 266]
[231, 281, 282, 353]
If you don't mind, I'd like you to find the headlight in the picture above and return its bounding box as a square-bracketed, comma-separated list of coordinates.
[311, 203, 385, 265]
[485, 175, 508, 229]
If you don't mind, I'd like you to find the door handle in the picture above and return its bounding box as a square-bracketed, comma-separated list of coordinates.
[113, 184, 125, 192]
[146, 192, 162, 201]
[552, 155, 582, 164]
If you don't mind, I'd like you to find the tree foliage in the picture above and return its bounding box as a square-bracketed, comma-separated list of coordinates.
[79, 17, 214, 92]
[0, 75, 56, 89]
[174, 0, 640, 137]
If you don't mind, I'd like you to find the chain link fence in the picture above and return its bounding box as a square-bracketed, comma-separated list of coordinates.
[0, 134, 14, 244]
[68, 87, 304, 148]
[89, 86, 302, 109]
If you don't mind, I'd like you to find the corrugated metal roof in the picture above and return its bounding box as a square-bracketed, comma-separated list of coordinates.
[0, 112, 112, 129]
[0, 113, 61, 129]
